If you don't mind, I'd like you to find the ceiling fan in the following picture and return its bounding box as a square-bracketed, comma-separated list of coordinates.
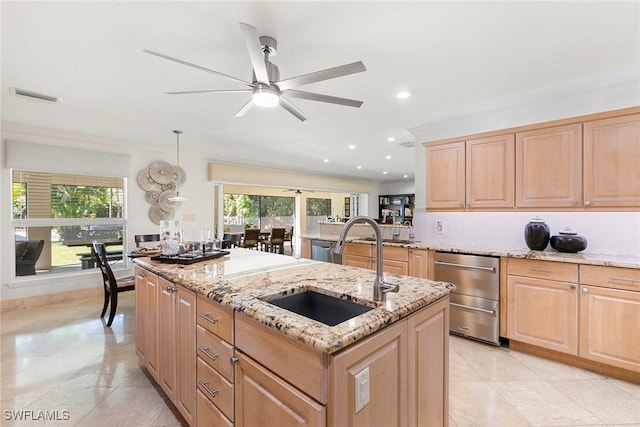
[143, 23, 366, 121]
[284, 189, 314, 194]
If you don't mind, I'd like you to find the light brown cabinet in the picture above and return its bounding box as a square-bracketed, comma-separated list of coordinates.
[196, 295, 235, 426]
[466, 134, 515, 208]
[424, 108, 640, 210]
[507, 259, 579, 355]
[136, 269, 196, 426]
[135, 267, 160, 381]
[515, 123, 583, 208]
[235, 297, 449, 427]
[235, 351, 325, 427]
[583, 113, 640, 208]
[408, 248, 432, 279]
[342, 243, 410, 276]
[341, 242, 372, 270]
[425, 141, 466, 209]
[579, 265, 640, 372]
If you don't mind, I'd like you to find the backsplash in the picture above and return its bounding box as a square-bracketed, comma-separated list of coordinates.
[413, 211, 640, 257]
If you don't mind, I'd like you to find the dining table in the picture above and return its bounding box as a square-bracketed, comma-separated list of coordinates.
[64, 238, 123, 269]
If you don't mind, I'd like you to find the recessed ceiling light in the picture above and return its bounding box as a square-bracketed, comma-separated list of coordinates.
[348, 144, 356, 150]
[387, 137, 395, 142]
[385, 155, 391, 159]
[357, 165, 362, 169]
[383, 171, 388, 175]
[403, 174, 408, 178]
[323, 158, 329, 163]
[396, 91, 411, 99]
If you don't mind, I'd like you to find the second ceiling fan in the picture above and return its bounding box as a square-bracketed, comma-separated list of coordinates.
[144, 23, 366, 121]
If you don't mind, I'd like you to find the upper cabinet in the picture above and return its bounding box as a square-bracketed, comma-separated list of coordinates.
[515, 123, 583, 208]
[425, 141, 466, 209]
[424, 107, 640, 211]
[466, 134, 515, 209]
[426, 135, 515, 210]
[583, 114, 640, 208]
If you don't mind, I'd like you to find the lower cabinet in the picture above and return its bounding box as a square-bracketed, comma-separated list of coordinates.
[235, 351, 326, 427]
[235, 296, 450, 427]
[408, 248, 432, 279]
[579, 265, 640, 372]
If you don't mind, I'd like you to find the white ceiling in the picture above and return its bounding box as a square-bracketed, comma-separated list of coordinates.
[2, 1, 638, 183]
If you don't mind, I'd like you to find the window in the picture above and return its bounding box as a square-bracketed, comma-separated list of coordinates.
[306, 198, 332, 235]
[11, 170, 126, 277]
[223, 193, 294, 230]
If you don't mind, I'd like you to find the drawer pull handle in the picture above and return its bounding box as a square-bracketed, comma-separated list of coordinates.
[528, 268, 552, 274]
[198, 313, 220, 324]
[434, 261, 496, 272]
[136, 273, 146, 279]
[450, 302, 496, 315]
[198, 380, 219, 399]
[198, 346, 219, 361]
[609, 276, 640, 284]
[230, 356, 239, 365]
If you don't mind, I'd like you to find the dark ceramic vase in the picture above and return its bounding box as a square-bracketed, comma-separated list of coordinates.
[524, 218, 550, 250]
[550, 228, 588, 253]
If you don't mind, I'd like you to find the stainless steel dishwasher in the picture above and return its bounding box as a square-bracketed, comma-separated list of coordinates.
[311, 239, 342, 264]
[434, 252, 500, 345]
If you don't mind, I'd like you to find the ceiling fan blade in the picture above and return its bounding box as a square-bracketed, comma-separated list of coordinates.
[165, 89, 253, 95]
[279, 96, 308, 122]
[285, 90, 363, 108]
[276, 61, 366, 91]
[143, 49, 252, 87]
[239, 23, 270, 85]
[235, 99, 255, 117]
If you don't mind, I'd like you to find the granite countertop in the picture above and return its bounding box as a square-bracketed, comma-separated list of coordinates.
[299, 234, 640, 269]
[134, 249, 454, 354]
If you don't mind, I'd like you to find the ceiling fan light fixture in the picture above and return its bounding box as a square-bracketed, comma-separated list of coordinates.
[252, 84, 279, 107]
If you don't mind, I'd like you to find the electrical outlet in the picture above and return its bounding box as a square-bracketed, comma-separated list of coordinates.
[354, 367, 370, 413]
[435, 220, 445, 235]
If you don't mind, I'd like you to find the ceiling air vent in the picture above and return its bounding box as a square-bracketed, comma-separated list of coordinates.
[399, 141, 415, 148]
[10, 87, 61, 104]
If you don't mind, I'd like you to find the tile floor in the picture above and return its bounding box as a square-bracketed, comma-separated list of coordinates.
[1, 292, 639, 426]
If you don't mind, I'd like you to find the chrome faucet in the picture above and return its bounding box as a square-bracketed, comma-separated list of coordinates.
[392, 214, 400, 241]
[334, 216, 399, 302]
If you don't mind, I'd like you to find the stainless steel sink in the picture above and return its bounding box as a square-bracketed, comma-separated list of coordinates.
[263, 290, 374, 326]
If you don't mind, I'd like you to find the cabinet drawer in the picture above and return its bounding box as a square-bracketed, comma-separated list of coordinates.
[343, 242, 372, 257]
[197, 295, 234, 344]
[196, 388, 233, 427]
[508, 258, 578, 283]
[197, 324, 234, 382]
[580, 265, 640, 292]
[382, 246, 408, 262]
[197, 356, 234, 421]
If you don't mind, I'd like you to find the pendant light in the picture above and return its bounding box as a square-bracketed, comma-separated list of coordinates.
[168, 130, 188, 202]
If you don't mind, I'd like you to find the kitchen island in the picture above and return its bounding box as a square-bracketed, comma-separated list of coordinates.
[134, 248, 454, 426]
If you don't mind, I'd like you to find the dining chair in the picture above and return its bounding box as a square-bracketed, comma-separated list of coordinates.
[93, 242, 135, 327]
[134, 234, 160, 248]
[263, 228, 286, 254]
[242, 228, 261, 250]
[283, 226, 294, 252]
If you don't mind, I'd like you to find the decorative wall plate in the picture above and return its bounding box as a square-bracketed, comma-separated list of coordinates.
[172, 166, 187, 187]
[149, 160, 175, 184]
[149, 204, 174, 225]
[137, 168, 162, 192]
[145, 190, 160, 204]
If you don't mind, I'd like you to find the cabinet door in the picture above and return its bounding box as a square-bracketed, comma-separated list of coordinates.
[507, 275, 578, 355]
[408, 297, 449, 427]
[583, 114, 640, 207]
[515, 123, 583, 208]
[145, 271, 160, 381]
[466, 134, 515, 208]
[158, 277, 176, 402]
[342, 254, 371, 270]
[408, 249, 430, 279]
[176, 286, 196, 426]
[426, 141, 466, 209]
[235, 351, 325, 427]
[134, 267, 147, 360]
[580, 285, 640, 372]
[382, 259, 408, 275]
[329, 320, 407, 427]
[300, 238, 312, 259]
